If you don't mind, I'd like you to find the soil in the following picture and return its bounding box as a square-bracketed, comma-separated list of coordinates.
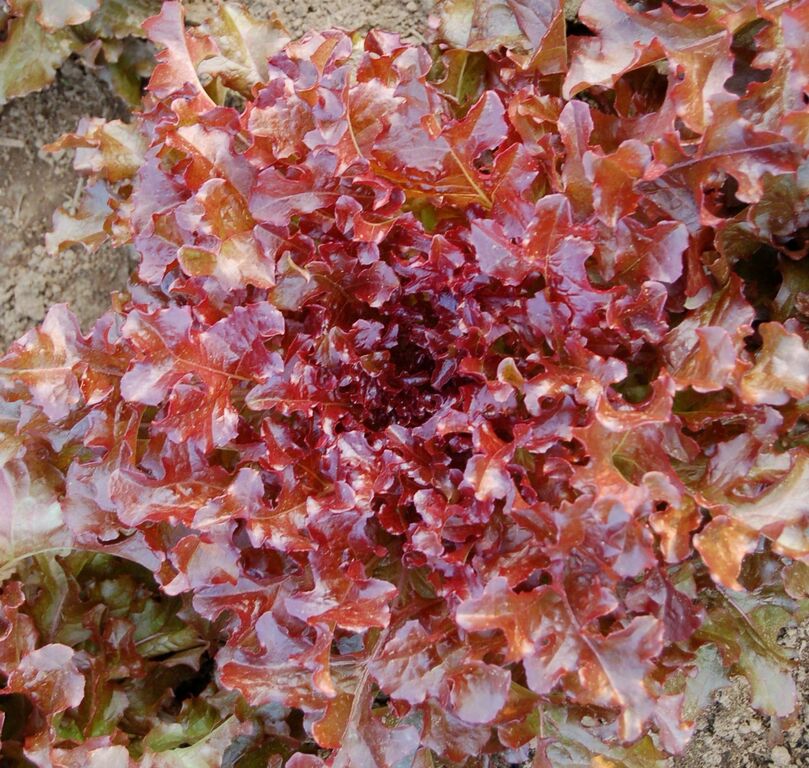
[0, 1, 807, 766]
[0, 59, 133, 349]
[187, 0, 434, 39]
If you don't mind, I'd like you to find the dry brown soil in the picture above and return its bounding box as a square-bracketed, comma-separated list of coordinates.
[0, 1, 806, 766]
[0, 59, 133, 347]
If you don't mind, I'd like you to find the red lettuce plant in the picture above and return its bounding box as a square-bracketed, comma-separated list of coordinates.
[1, 0, 809, 765]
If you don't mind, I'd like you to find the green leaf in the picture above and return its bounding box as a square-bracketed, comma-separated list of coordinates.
[775, 256, 809, 323]
[143, 699, 222, 752]
[430, 49, 488, 113]
[98, 37, 155, 106]
[698, 588, 797, 717]
[196, 2, 290, 97]
[542, 707, 667, 768]
[783, 560, 809, 599]
[36, 0, 100, 30]
[78, 0, 161, 38]
[132, 598, 207, 660]
[57, 682, 130, 740]
[681, 645, 730, 722]
[141, 715, 251, 768]
[0, 0, 79, 106]
[0, 460, 72, 579]
[26, 554, 70, 642]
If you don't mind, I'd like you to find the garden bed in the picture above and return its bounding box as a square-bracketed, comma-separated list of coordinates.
[0, 1, 806, 766]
